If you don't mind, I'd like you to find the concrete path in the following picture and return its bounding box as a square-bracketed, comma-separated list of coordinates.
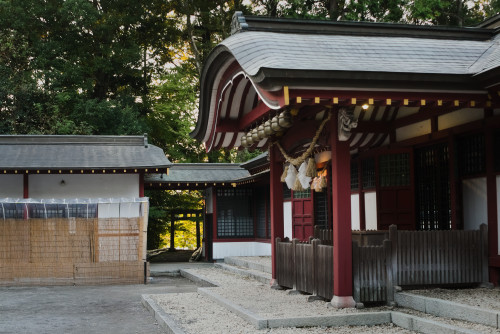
[0, 276, 198, 334]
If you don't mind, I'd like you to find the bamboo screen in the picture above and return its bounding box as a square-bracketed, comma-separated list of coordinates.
[0, 199, 148, 286]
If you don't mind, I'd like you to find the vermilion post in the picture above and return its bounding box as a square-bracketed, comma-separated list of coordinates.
[330, 115, 356, 308]
[23, 174, 29, 198]
[139, 171, 145, 197]
[270, 145, 284, 282]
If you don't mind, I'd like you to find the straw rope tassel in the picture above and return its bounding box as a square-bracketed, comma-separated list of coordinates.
[274, 111, 332, 167]
[281, 165, 289, 182]
[293, 176, 305, 191]
[306, 158, 316, 177]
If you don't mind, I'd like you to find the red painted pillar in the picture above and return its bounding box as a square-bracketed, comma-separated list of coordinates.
[23, 173, 29, 220]
[330, 114, 356, 308]
[139, 171, 145, 197]
[270, 145, 284, 284]
[23, 174, 29, 198]
[485, 127, 500, 285]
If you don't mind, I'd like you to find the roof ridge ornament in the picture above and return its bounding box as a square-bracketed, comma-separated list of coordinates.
[231, 11, 248, 35]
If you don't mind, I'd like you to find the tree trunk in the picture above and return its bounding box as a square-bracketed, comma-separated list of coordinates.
[329, 0, 340, 21]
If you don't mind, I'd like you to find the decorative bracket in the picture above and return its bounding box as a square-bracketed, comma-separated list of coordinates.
[338, 108, 358, 141]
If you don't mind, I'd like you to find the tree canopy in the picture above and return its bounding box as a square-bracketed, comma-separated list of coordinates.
[1, 0, 498, 249]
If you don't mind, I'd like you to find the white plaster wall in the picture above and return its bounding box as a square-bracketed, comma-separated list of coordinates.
[365, 191, 378, 230]
[351, 194, 360, 230]
[463, 178, 487, 231]
[497, 176, 500, 255]
[0, 175, 23, 198]
[438, 108, 484, 131]
[396, 119, 431, 142]
[283, 201, 292, 239]
[212, 241, 271, 259]
[29, 174, 139, 199]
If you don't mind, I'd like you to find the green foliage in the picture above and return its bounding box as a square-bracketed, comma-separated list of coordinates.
[0, 0, 170, 135]
[146, 189, 203, 250]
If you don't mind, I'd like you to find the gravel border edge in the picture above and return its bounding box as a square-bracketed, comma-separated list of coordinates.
[395, 292, 500, 329]
[141, 294, 187, 334]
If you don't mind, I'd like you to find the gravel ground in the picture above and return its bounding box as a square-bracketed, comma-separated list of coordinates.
[152, 266, 415, 333]
[407, 287, 500, 311]
[151, 264, 500, 334]
[189, 267, 361, 318]
[151, 292, 413, 334]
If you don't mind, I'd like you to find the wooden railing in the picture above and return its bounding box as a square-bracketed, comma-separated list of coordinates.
[313, 226, 387, 246]
[389, 224, 489, 287]
[276, 224, 489, 304]
[275, 238, 333, 300]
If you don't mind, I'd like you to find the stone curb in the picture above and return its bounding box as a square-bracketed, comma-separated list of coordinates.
[391, 311, 480, 334]
[141, 294, 187, 334]
[179, 269, 218, 287]
[267, 312, 391, 328]
[199, 285, 392, 330]
[175, 266, 488, 333]
[214, 263, 271, 285]
[198, 287, 268, 329]
[395, 292, 500, 329]
[224, 256, 272, 274]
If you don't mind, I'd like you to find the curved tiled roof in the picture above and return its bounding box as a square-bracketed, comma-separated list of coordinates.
[0, 135, 171, 170]
[220, 31, 492, 78]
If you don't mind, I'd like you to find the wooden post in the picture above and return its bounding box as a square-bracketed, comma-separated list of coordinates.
[389, 225, 398, 287]
[312, 238, 319, 296]
[292, 238, 298, 291]
[352, 240, 360, 303]
[170, 213, 175, 251]
[196, 213, 201, 249]
[330, 114, 355, 308]
[384, 239, 394, 304]
[481, 224, 489, 283]
[485, 128, 498, 284]
[270, 145, 284, 284]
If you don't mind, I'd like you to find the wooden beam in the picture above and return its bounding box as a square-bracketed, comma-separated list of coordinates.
[216, 120, 239, 133]
[237, 101, 272, 130]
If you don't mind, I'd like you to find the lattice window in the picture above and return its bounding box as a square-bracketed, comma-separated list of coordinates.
[292, 189, 311, 199]
[362, 158, 375, 189]
[314, 191, 328, 229]
[351, 161, 359, 190]
[415, 144, 451, 231]
[216, 188, 254, 238]
[379, 153, 410, 187]
[283, 183, 291, 200]
[458, 133, 485, 177]
[256, 188, 270, 239]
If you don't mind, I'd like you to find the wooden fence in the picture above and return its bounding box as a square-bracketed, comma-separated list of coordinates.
[275, 238, 333, 300]
[276, 224, 489, 303]
[314, 226, 387, 246]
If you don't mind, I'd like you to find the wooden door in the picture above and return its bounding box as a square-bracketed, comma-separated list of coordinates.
[377, 152, 414, 230]
[292, 190, 313, 241]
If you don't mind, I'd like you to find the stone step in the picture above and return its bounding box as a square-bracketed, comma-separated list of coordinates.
[224, 256, 272, 274]
[214, 263, 271, 285]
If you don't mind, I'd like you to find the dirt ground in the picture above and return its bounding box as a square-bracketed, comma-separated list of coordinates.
[148, 249, 195, 262]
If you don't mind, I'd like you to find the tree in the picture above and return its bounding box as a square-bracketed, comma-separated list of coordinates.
[0, 0, 173, 135]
